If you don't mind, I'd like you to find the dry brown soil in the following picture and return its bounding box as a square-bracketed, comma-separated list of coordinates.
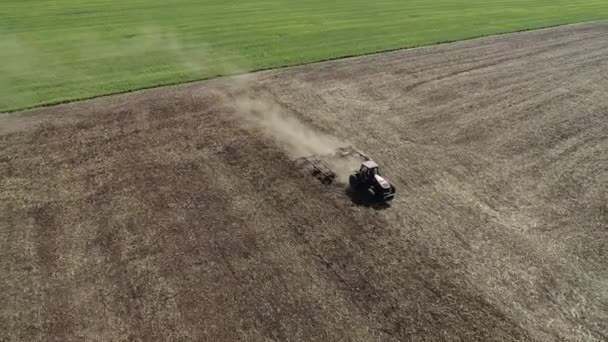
[2, 22, 608, 341]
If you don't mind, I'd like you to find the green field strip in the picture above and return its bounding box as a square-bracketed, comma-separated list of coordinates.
[1, 0, 607, 112]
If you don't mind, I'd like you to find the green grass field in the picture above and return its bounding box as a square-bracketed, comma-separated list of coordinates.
[1, 0, 607, 112]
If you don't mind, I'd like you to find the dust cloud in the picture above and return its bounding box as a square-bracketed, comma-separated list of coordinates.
[326, 156, 361, 182]
[233, 95, 342, 158]
[223, 75, 358, 180]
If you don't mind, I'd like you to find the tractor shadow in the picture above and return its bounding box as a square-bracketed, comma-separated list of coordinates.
[344, 187, 391, 210]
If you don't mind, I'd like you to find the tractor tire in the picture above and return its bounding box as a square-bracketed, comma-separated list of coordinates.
[349, 175, 359, 188]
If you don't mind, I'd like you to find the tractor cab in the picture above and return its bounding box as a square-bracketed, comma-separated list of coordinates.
[359, 161, 380, 180]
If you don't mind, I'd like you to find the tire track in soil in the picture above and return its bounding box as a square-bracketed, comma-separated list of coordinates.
[30, 203, 74, 341]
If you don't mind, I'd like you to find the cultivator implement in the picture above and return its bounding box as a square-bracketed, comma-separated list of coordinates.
[295, 145, 370, 185]
[295, 156, 336, 184]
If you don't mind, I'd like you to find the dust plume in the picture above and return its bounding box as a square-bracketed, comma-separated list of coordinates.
[222, 74, 359, 181]
[233, 96, 343, 158]
[326, 156, 362, 182]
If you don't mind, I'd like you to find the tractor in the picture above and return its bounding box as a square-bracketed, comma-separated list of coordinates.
[295, 146, 396, 204]
[349, 160, 395, 203]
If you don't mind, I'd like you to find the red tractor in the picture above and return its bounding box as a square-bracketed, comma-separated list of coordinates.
[349, 161, 395, 203]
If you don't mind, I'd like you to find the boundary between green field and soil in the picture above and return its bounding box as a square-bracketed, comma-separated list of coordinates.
[2, 20, 605, 114]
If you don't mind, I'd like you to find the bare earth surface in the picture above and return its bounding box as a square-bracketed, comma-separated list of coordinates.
[2, 22, 608, 341]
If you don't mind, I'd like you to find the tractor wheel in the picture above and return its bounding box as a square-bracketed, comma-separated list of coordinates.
[349, 175, 359, 188]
